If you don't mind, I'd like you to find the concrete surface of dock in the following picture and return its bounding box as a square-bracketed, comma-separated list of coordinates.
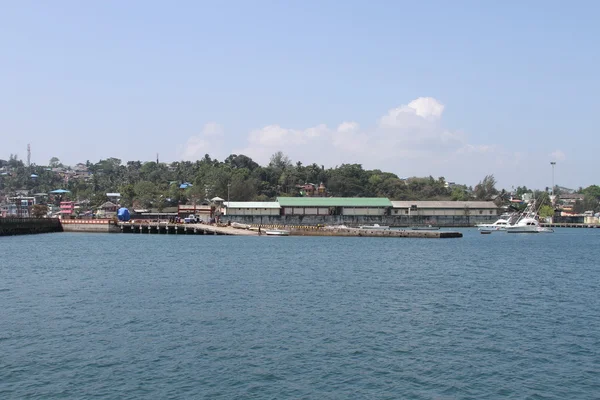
[118, 222, 462, 238]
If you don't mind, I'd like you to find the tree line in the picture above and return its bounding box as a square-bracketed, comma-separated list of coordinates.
[1, 152, 598, 213]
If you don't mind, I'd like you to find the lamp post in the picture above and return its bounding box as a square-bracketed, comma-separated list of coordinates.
[227, 183, 231, 207]
[550, 162, 556, 196]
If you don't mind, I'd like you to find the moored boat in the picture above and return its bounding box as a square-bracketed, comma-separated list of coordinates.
[265, 229, 290, 236]
[358, 224, 389, 230]
[409, 225, 440, 230]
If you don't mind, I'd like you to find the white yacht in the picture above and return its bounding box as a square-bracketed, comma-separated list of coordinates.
[504, 203, 554, 233]
[477, 218, 512, 231]
[505, 216, 541, 233]
[476, 213, 515, 231]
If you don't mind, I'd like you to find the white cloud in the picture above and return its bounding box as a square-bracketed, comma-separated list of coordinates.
[337, 121, 359, 133]
[189, 98, 526, 185]
[202, 122, 224, 137]
[549, 150, 566, 161]
[231, 97, 487, 175]
[379, 97, 445, 128]
[180, 122, 224, 160]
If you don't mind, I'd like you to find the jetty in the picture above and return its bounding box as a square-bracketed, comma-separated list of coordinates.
[118, 222, 257, 235]
[116, 222, 462, 238]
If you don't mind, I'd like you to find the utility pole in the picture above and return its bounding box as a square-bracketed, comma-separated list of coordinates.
[227, 183, 231, 219]
[550, 162, 556, 196]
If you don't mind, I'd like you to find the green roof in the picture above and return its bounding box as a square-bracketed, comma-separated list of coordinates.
[277, 197, 392, 207]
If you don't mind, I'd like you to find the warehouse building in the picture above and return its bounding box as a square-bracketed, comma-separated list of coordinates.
[224, 202, 281, 216]
[391, 201, 499, 216]
[277, 197, 392, 216]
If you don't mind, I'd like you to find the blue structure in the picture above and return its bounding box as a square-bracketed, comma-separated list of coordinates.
[117, 207, 131, 222]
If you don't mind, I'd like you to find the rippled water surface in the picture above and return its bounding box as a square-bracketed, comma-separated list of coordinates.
[1, 229, 599, 399]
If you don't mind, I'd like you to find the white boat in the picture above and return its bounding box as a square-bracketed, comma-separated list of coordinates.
[358, 224, 389, 230]
[410, 225, 440, 230]
[264, 229, 290, 236]
[477, 218, 512, 231]
[537, 226, 554, 233]
[476, 212, 515, 231]
[504, 203, 553, 234]
[505, 216, 541, 233]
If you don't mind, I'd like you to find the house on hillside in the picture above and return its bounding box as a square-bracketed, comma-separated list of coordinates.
[97, 201, 118, 218]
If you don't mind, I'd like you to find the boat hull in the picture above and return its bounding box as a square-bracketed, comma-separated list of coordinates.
[265, 230, 290, 236]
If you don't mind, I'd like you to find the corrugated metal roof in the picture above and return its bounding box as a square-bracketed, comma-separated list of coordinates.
[277, 197, 392, 207]
[226, 201, 281, 209]
[391, 201, 498, 209]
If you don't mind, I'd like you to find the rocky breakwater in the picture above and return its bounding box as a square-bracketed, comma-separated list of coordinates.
[289, 226, 462, 238]
[0, 217, 63, 236]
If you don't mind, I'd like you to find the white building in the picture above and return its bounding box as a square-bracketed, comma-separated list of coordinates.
[224, 202, 281, 216]
[391, 201, 499, 217]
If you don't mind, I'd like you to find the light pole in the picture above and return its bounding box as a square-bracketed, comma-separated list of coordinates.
[227, 183, 231, 207]
[550, 162, 556, 196]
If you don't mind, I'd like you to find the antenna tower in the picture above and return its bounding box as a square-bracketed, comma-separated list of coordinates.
[156, 153, 159, 164]
[27, 144, 31, 167]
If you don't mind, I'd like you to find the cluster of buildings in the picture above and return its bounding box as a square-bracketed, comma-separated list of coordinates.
[167, 197, 501, 226]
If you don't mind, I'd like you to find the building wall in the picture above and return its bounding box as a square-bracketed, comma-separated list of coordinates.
[284, 207, 331, 215]
[227, 208, 280, 216]
[222, 214, 498, 227]
[343, 207, 386, 216]
[392, 208, 498, 217]
[283, 206, 386, 216]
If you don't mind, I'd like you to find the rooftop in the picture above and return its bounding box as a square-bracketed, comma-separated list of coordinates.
[391, 201, 498, 209]
[226, 201, 280, 209]
[277, 197, 392, 207]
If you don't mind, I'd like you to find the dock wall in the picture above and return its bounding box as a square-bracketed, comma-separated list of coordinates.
[0, 218, 63, 236]
[61, 219, 120, 233]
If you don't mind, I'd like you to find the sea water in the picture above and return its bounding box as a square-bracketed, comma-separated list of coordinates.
[1, 229, 599, 399]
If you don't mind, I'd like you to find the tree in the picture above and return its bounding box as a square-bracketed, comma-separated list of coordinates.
[49, 157, 62, 168]
[268, 151, 292, 170]
[538, 205, 555, 218]
[474, 175, 498, 200]
[582, 185, 600, 200]
[31, 204, 48, 218]
[134, 181, 157, 209]
[451, 186, 470, 201]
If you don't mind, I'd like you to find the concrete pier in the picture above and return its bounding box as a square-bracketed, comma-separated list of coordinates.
[117, 222, 462, 238]
[0, 218, 63, 236]
[118, 222, 258, 236]
[289, 226, 462, 238]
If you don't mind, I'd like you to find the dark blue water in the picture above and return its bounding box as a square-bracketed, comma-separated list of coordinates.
[1, 229, 599, 399]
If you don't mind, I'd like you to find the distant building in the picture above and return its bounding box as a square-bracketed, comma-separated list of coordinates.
[277, 197, 392, 216]
[391, 201, 499, 217]
[60, 201, 75, 218]
[106, 193, 121, 203]
[97, 201, 118, 218]
[224, 202, 281, 216]
[296, 182, 327, 197]
[178, 204, 212, 220]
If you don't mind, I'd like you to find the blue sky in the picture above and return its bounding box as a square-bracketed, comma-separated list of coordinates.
[1, 1, 598, 190]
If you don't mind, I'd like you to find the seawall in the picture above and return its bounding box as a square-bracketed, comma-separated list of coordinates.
[0, 218, 63, 236]
[61, 219, 120, 233]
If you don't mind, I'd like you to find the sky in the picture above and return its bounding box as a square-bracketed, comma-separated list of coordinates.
[1, 0, 598, 190]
